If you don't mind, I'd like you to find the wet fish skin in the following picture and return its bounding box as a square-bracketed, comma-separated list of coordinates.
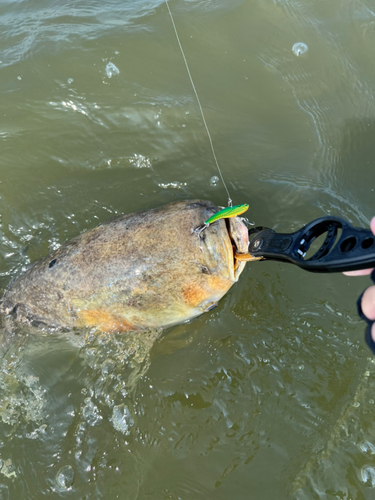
[1, 200, 249, 332]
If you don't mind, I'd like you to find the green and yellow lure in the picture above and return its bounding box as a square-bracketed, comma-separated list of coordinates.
[204, 203, 249, 226]
[195, 203, 249, 237]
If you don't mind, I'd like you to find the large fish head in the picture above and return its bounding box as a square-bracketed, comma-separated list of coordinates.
[175, 206, 250, 323]
[199, 214, 249, 284]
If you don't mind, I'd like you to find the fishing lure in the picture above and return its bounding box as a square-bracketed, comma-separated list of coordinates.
[195, 204, 249, 237]
[205, 204, 249, 226]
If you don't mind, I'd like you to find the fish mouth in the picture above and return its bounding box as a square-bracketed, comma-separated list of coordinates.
[226, 217, 249, 280]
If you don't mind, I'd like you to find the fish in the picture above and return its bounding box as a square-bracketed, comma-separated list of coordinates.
[1, 200, 250, 333]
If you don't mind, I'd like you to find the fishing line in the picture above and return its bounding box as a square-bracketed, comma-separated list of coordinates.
[165, 0, 233, 207]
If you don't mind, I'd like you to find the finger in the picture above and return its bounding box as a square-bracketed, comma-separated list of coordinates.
[343, 268, 374, 276]
[361, 286, 375, 321]
[371, 216, 375, 236]
[372, 323, 375, 344]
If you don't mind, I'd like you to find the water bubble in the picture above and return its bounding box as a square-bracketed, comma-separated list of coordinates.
[105, 62, 120, 78]
[361, 441, 375, 454]
[111, 404, 133, 435]
[67, 78, 73, 84]
[361, 465, 375, 486]
[56, 465, 75, 490]
[210, 176, 219, 186]
[292, 43, 308, 56]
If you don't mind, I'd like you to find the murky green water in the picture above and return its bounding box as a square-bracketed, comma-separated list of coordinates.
[1, 0, 375, 498]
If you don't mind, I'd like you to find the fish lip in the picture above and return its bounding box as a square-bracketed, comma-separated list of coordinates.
[226, 217, 249, 280]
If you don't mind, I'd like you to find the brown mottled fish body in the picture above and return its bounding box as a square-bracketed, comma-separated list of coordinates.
[1, 200, 249, 332]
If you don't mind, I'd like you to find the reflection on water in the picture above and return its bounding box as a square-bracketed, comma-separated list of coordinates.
[0, 0, 375, 497]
